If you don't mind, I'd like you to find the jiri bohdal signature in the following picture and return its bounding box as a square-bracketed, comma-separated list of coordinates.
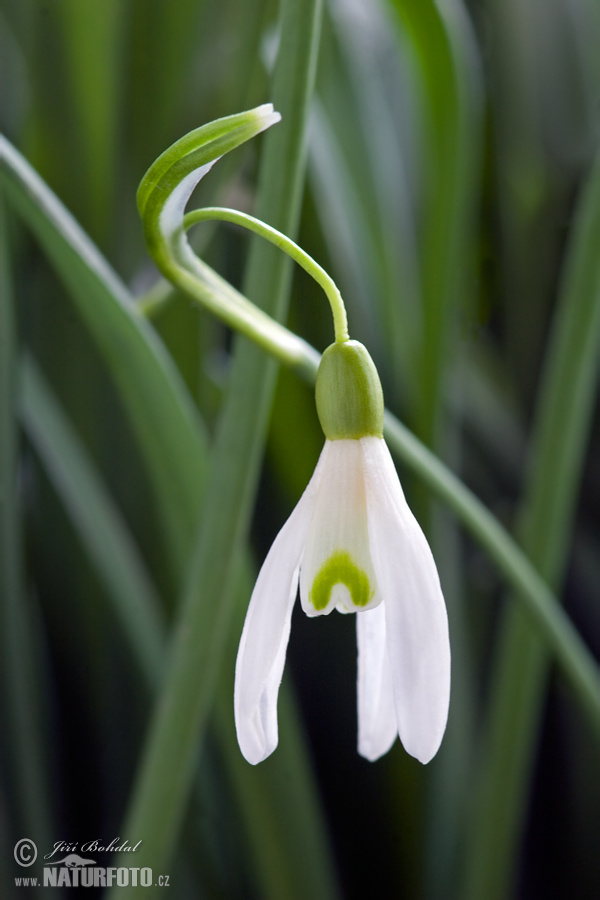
[44, 839, 142, 861]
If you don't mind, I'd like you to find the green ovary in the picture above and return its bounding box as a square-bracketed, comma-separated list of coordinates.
[309, 550, 374, 611]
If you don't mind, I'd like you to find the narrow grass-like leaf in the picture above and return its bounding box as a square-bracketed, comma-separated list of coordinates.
[308, 102, 384, 360]
[0, 137, 207, 576]
[19, 352, 338, 899]
[462, 149, 600, 900]
[57, 0, 124, 247]
[390, 0, 482, 449]
[125, 0, 207, 166]
[19, 355, 166, 686]
[385, 5, 482, 893]
[312, 6, 422, 403]
[382, 411, 600, 738]
[110, 1, 333, 894]
[0, 188, 53, 856]
[215, 675, 341, 900]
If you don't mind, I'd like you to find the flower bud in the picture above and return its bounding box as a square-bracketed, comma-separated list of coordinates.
[316, 340, 384, 440]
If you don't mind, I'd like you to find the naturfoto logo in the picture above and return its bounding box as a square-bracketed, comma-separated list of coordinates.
[14, 838, 170, 890]
[42, 864, 155, 889]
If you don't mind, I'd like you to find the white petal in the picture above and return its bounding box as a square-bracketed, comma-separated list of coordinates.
[361, 437, 450, 764]
[300, 440, 380, 617]
[356, 604, 398, 761]
[234, 451, 325, 764]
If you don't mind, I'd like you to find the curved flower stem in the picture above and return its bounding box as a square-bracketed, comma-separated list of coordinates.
[137, 103, 348, 349]
[130, 80, 599, 773]
[147, 280, 600, 743]
[184, 206, 349, 342]
[156, 237, 316, 371]
[136, 259, 600, 739]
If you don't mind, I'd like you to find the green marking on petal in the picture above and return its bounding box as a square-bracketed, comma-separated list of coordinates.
[309, 550, 374, 611]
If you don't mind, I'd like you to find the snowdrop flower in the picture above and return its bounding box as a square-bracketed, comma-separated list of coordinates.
[235, 339, 450, 765]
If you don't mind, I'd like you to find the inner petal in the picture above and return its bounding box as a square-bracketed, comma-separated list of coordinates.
[300, 440, 381, 617]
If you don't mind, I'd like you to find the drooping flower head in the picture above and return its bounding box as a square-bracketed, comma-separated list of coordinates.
[134, 104, 449, 768]
[235, 338, 451, 765]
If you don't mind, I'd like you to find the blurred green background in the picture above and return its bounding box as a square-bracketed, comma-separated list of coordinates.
[1, 0, 599, 898]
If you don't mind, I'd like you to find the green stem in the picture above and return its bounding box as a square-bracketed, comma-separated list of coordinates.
[160, 244, 314, 371]
[184, 206, 348, 342]
[109, 0, 325, 892]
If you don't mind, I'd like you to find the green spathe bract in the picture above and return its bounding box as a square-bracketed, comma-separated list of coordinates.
[309, 549, 374, 611]
[136, 104, 280, 221]
[316, 340, 384, 440]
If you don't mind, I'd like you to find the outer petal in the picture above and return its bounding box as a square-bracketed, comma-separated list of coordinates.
[361, 437, 450, 764]
[234, 450, 325, 764]
[356, 603, 398, 761]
